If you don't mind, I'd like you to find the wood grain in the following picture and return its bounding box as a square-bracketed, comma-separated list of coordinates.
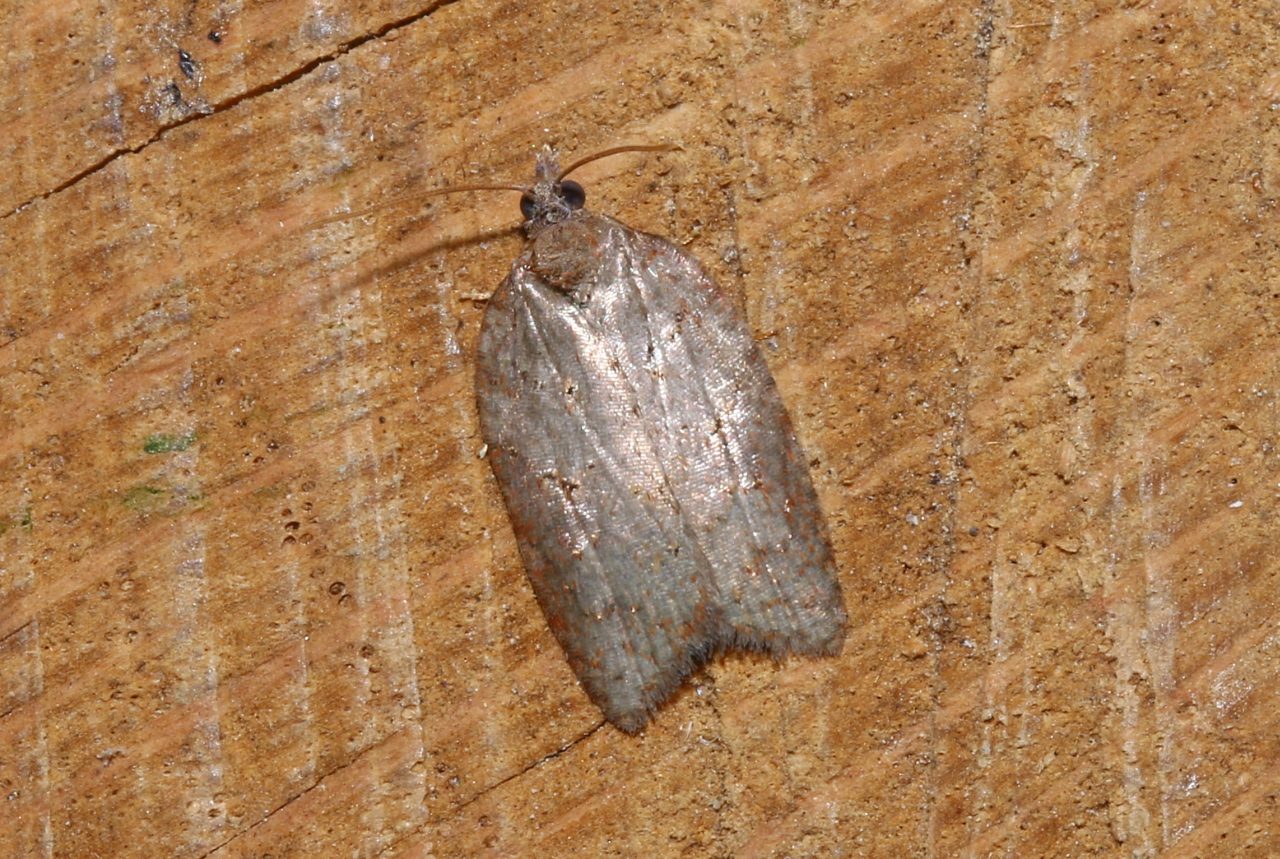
[2, 0, 1277, 856]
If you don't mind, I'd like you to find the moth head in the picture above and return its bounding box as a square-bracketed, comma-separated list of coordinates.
[519, 143, 681, 231]
[520, 146, 587, 225]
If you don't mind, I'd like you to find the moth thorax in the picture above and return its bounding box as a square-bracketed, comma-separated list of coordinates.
[529, 218, 604, 296]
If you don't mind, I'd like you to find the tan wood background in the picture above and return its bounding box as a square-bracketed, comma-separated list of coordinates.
[2, 0, 1277, 856]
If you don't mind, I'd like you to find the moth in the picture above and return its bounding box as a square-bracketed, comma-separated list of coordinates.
[473, 145, 847, 733]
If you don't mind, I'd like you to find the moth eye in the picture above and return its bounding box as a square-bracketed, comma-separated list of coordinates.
[558, 180, 586, 210]
[520, 191, 538, 220]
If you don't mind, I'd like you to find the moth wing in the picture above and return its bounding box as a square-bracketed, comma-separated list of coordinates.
[476, 253, 725, 733]
[600, 220, 847, 656]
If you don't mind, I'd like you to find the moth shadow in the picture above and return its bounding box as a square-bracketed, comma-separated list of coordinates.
[346, 222, 522, 293]
[649, 640, 832, 728]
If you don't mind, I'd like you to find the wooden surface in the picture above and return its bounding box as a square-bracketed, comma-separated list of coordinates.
[2, 1, 1277, 856]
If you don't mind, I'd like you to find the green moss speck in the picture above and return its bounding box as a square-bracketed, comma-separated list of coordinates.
[123, 486, 166, 510]
[143, 432, 197, 454]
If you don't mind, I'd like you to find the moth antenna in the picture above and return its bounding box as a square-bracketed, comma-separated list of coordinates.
[307, 181, 526, 230]
[304, 144, 679, 232]
[557, 143, 682, 181]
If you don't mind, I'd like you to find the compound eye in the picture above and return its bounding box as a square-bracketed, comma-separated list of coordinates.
[519, 191, 537, 220]
[558, 180, 586, 210]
